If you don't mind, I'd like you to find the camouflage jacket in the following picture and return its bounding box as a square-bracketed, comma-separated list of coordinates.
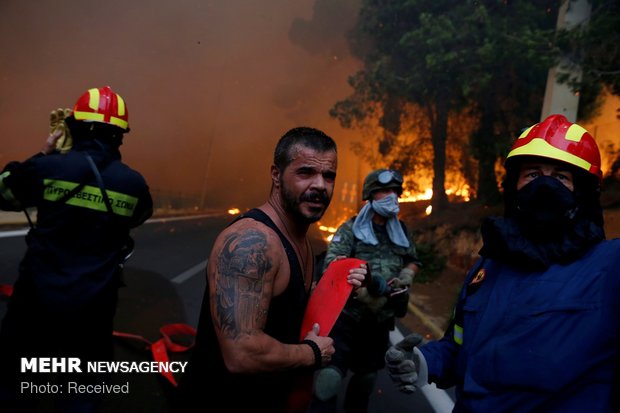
[322, 216, 421, 322]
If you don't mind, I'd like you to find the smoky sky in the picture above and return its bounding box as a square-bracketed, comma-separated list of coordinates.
[289, 0, 360, 58]
[0, 0, 364, 211]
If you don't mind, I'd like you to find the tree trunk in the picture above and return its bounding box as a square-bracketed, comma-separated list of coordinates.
[429, 100, 449, 212]
[379, 95, 403, 156]
[477, 156, 501, 205]
[474, 110, 502, 205]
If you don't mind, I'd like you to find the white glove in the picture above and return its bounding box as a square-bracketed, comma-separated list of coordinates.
[385, 333, 426, 393]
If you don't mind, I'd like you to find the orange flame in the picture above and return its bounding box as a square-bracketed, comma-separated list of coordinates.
[316, 181, 471, 241]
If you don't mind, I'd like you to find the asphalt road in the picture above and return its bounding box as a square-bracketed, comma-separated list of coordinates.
[0, 214, 452, 413]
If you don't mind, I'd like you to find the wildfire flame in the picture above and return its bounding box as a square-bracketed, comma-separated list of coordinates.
[317, 182, 471, 241]
[318, 225, 338, 242]
[399, 185, 471, 204]
[398, 188, 433, 203]
[228, 208, 240, 215]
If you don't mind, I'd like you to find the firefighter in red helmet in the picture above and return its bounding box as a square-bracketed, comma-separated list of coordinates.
[506, 113, 602, 179]
[0, 86, 152, 412]
[386, 115, 620, 412]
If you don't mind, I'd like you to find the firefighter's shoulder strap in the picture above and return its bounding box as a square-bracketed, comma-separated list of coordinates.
[84, 154, 113, 215]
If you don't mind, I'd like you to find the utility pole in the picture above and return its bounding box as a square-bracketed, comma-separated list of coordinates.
[541, 0, 592, 122]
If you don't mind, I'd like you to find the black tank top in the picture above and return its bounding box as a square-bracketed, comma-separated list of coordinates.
[240, 209, 309, 339]
[176, 208, 311, 412]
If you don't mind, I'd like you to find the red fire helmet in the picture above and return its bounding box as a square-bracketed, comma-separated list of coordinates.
[506, 114, 602, 180]
[72, 86, 129, 131]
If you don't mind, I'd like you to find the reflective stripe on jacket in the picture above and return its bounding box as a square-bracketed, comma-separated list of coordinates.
[0, 144, 152, 307]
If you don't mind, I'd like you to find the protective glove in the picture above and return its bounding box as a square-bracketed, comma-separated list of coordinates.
[390, 267, 415, 289]
[385, 332, 425, 393]
[355, 287, 387, 313]
[49, 108, 73, 153]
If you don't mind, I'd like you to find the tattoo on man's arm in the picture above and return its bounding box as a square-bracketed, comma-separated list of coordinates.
[213, 229, 273, 339]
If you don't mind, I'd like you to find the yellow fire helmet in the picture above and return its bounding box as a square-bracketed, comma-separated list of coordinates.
[507, 114, 602, 180]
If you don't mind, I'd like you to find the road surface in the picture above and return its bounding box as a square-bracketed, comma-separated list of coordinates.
[0, 214, 454, 413]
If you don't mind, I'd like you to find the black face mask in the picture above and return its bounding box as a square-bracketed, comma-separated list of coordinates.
[516, 176, 578, 236]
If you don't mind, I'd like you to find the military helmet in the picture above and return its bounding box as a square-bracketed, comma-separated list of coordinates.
[362, 168, 403, 200]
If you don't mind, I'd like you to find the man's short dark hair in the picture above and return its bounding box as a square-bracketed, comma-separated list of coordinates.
[274, 127, 337, 171]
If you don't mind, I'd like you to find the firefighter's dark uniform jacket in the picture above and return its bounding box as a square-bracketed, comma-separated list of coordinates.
[0, 138, 152, 398]
[0, 139, 152, 306]
[421, 239, 620, 412]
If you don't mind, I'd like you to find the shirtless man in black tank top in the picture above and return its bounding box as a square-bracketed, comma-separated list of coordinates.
[176, 127, 367, 412]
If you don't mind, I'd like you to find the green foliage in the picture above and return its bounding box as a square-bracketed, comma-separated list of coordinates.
[332, 0, 564, 206]
[556, 0, 620, 120]
[333, 0, 619, 207]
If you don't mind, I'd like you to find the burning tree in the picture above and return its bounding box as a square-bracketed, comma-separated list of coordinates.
[331, 0, 564, 210]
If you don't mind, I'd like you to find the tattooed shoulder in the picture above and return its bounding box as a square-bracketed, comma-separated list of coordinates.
[211, 224, 277, 338]
[218, 226, 274, 281]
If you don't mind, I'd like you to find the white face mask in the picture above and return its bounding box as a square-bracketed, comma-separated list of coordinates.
[371, 193, 400, 217]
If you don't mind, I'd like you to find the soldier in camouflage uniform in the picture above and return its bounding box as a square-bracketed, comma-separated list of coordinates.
[309, 168, 422, 413]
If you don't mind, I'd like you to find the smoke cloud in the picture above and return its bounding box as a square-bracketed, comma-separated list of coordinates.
[0, 0, 364, 211]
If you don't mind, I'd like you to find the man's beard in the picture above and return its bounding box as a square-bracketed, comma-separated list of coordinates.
[281, 184, 331, 225]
